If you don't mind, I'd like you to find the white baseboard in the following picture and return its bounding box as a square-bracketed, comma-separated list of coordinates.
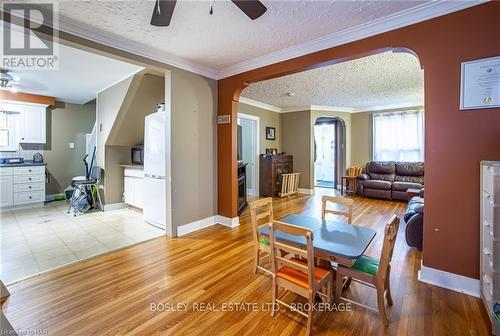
[176, 215, 240, 236]
[418, 264, 480, 297]
[177, 216, 216, 236]
[215, 215, 240, 228]
[298, 188, 315, 195]
[103, 202, 127, 211]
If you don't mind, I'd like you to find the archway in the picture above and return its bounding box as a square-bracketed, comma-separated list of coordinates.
[218, 3, 500, 283]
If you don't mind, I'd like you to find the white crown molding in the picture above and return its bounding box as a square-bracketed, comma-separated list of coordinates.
[239, 97, 281, 112]
[350, 102, 424, 113]
[238, 97, 423, 114]
[310, 105, 356, 113]
[31, 0, 484, 80]
[217, 0, 486, 79]
[55, 14, 220, 80]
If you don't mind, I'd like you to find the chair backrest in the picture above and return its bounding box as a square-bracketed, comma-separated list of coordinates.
[249, 198, 273, 247]
[90, 166, 102, 183]
[376, 215, 400, 283]
[321, 195, 354, 223]
[347, 165, 363, 177]
[269, 220, 315, 290]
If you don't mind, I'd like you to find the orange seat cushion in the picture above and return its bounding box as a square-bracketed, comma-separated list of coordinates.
[276, 258, 330, 288]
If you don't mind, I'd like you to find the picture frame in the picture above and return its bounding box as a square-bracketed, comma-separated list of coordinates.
[460, 55, 500, 110]
[265, 126, 276, 140]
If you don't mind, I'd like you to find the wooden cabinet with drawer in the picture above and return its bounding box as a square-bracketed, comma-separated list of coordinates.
[480, 161, 500, 335]
[259, 154, 293, 197]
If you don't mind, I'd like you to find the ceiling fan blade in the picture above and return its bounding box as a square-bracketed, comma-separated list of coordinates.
[231, 0, 267, 20]
[150, 0, 177, 27]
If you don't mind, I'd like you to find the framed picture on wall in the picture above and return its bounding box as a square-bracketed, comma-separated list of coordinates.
[460, 55, 500, 110]
[266, 127, 276, 140]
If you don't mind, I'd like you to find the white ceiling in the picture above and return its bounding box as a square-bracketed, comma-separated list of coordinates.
[38, 0, 482, 79]
[241, 51, 423, 112]
[3, 26, 143, 104]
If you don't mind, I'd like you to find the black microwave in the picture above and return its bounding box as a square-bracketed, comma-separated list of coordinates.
[131, 146, 144, 165]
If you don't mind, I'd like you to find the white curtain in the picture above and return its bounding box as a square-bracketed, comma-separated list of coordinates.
[373, 110, 424, 162]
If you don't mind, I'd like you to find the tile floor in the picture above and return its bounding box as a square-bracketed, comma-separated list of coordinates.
[0, 201, 165, 284]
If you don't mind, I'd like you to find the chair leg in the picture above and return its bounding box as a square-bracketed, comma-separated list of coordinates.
[253, 249, 260, 274]
[271, 276, 277, 317]
[334, 270, 344, 304]
[326, 274, 333, 304]
[376, 285, 389, 327]
[95, 185, 104, 211]
[385, 269, 393, 306]
[306, 291, 314, 336]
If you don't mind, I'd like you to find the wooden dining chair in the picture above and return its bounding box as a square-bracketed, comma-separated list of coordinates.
[341, 165, 363, 195]
[334, 215, 400, 326]
[249, 198, 274, 275]
[269, 220, 333, 336]
[321, 195, 354, 223]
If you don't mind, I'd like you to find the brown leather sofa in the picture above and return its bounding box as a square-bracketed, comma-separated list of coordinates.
[358, 161, 424, 201]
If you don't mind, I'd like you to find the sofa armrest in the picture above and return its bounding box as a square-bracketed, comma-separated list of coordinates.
[358, 174, 370, 181]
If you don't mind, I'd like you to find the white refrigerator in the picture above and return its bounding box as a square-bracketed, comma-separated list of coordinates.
[143, 110, 168, 230]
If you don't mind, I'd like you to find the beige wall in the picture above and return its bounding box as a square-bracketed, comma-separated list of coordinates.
[280, 110, 311, 189]
[44, 101, 96, 195]
[103, 145, 131, 204]
[351, 111, 373, 166]
[237, 102, 281, 153]
[171, 68, 217, 228]
[96, 75, 134, 167]
[108, 73, 165, 147]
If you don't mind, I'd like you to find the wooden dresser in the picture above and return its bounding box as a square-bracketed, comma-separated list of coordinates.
[259, 154, 293, 197]
[480, 161, 500, 334]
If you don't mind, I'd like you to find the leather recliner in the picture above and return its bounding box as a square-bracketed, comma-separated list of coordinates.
[404, 188, 424, 250]
[358, 161, 424, 201]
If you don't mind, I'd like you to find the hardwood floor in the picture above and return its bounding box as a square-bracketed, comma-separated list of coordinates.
[2, 189, 490, 335]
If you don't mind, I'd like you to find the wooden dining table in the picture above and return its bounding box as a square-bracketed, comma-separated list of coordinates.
[259, 214, 376, 267]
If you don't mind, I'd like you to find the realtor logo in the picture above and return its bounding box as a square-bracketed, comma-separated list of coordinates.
[1, 2, 59, 70]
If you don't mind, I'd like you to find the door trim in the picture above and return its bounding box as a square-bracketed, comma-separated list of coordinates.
[237, 113, 260, 196]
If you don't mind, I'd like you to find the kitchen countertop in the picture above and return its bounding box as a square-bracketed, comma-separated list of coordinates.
[118, 164, 144, 169]
[0, 161, 47, 167]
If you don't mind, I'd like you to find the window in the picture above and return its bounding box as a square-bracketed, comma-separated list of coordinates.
[373, 110, 424, 162]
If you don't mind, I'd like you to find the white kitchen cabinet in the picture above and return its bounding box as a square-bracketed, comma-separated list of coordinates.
[123, 167, 144, 209]
[19, 105, 46, 144]
[0, 165, 46, 209]
[0, 175, 14, 207]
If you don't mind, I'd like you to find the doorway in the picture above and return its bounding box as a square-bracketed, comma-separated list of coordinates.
[314, 124, 336, 188]
[237, 113, 259, 196]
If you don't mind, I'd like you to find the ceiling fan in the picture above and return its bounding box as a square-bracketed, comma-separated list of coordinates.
[150, 0, 267, 27]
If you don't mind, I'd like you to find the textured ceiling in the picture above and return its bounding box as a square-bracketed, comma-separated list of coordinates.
[3, 26, 143, 104]
[241, 51, 423, 110]
[49, 0, 427, 70]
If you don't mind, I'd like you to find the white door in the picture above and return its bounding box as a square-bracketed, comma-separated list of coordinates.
[0, 176, 13, 207]
[322, 133, 335, 182]
[19, 106, 46, 144]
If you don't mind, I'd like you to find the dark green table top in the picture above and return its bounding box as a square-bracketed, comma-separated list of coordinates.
[259, 214, 377, 260]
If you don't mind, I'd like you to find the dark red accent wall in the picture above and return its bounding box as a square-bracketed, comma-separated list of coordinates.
[218, 2, 500, 278]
